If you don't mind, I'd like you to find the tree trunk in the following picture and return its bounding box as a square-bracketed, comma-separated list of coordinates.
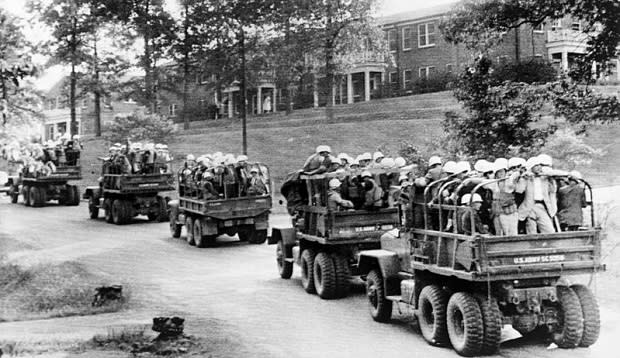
[70, 13, 78, 136]
[1, 70, 7, 125]
[239, 28, 248, 155]
[143, 1, 155, 113]
[324, 3, 335, 121]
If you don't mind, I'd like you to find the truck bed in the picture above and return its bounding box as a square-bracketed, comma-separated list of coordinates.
[102, 173, 175, 194]
[179, 194, 272, 220]
[409, 229, 604, 281]
[22, 165, 82, 183]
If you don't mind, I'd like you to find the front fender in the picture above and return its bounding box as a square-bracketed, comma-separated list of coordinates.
[83, 186, 101, 200]
[268, 227, 296, 246]
[358, 249, 402, 296]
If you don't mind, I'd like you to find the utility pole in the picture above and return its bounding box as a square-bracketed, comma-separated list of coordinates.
[240, 27, 247, 155]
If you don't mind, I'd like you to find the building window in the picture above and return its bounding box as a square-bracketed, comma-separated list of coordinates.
[551, 19, 562, 30]
[418, 22, 436, 48]
[533, 23, 544, 33]
[168, 103, 177, 116]
[387, 29, 397, 52]
[402, 27, 412, 50]
[419, 66, 435, 79]
[571, 21, 581, 31]
[403, 70, 413, 88]
[446, 63, 454, 73]
[534, 54, 544, 60]
[389, 71, 398, 84]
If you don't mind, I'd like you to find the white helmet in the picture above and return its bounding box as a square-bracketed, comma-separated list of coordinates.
[155, 143, 163, 150]
[569, 170, 582, 180]
[537, 154, 553, 167]
[361, 170, 372, 178]
[202, 171, 213, 179]
[237, 155, 248, 162]
[525, 156, 541, 170]
[250, 167, 259, 174]
[186, 154, 195, 161]
[316, 145, 331, 154]
[398, 174, 409, 183]
[508, 157, 526, 168]
[161, 144, 168, 149]
[443, 161, 457, 174]
[360, 152, 372, 161]
[494, 158, 509, 171]
[428, 155, 442, 167]
[474, 159, 492, 173]
[381, 157, 395, 168]
[328, 178, 341, 189]
[373, 151, 384, 161]
[456, 161, 471, 174]
[350, 159, 360, 167]
[394, 157, 406, 168]
[460, 193, 471, 205]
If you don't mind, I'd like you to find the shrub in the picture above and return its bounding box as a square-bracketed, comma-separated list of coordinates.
[104, 110, 176, 144]
[492, 59, 557, 84]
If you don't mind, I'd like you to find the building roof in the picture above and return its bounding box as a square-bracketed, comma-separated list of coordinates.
[379, 2, 458, 26]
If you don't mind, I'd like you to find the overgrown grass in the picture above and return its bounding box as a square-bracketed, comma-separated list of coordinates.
[0, 260, 128, 322]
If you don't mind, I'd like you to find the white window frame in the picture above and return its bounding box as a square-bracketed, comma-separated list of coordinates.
[387, 29, 397, 52]
[551, 19, 562, 31]
[402, 27, 412, 51]
[571, 21, 581, 31]
[417, 22, 436, 48]
[389, 71, 398, 84]
[446, 63, 454, 73]
[418, 66, 435, 79]
[403, 69, 413, 88]
[533, 23, 544, 33]
[168, 103, 177, 116]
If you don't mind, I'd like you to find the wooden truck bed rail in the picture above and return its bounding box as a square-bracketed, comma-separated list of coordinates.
[23, 165, 82, 182]
[179, 194, 271, 220]
[102, 173, 175, 193]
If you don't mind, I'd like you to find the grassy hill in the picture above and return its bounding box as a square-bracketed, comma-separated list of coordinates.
[78, 89, 620, 193]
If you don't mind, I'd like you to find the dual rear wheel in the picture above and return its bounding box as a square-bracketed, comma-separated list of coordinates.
[298, 248, 350, 299]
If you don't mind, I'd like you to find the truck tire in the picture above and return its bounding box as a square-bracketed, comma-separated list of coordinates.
[300, 248, 316, 294]
[313, 252, 337, 299]
[69, 185, 80, 206]
[22, 185, 30, 206]
[10, 186, 18, 203]
[104, 198, 113, 223]
[552, 286, 584, 348]
[156, 196, 169, 222]
[366, 269, 392, 322]
[89, 197, 99, 219]
[276, 240, 293, 279]
[193, 218, 207, 248]
[447, 292, 483, 357]
[252, 229, 267, 244]
[237, 225, 249, 242]
[121, 200, 133, 223]
[31, 186, 44, 207]
[170, 215, 181, 238]
[185, 216, 195, 246]
[111, 199, 124, 225]
[64, 186, 75, 206]
[418, 285, 449, 346]
[331, 253, 350, 298]
[474, 294, 502, 355]
[571, 284, 600, 347]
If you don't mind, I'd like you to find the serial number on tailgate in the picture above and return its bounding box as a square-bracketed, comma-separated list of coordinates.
[513, 255, 566, 264]
[138, 183, 159, 187]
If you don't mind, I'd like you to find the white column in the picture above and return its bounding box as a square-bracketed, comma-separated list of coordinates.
[561, 50, 569, 71]
[347, 73, 353, 104]
[617, 59, 620, 80]
[272, 89, 277, 113]
[381, 71, 385, 87]
[228, 92, 233, 119]
[257, 86, 262, 114]
[332, 84, 336, 106]
[364, 70, 371, 102]
[338, 82, 343, 104]
[313, 76, 319, 108]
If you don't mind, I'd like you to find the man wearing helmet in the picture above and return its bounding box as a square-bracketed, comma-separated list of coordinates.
[361, 171, 383, 211]
[460, 193, 490, 235]
[303, 145, 332, 174]
[247, 167, 267, 195]
[327, 178, 354, 211]
[200, 171, 220, 200]
[515, 156, 557, 234]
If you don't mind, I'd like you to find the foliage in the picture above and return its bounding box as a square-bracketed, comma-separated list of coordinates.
[408, 71, 457, 95]
[443, 56, 619, 157]
[491, 58, 557, 84]
[541, 127, 605, 170]
[440, 0, 620, 82]
[104, 110, 175, 143]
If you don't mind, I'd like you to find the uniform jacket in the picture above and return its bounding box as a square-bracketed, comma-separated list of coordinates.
[364, 178, 383, 209]
[515, 174, 557, 220]
[327, 190, 353, 211]
[557, 183, 586, 226]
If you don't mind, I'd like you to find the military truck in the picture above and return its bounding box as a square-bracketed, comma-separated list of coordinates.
[357, 176, 604, 356]
[9, 162, 81, 207]
[269, 169, 401, 299]
[84, 172, 174, 225]
[168, 163, 272, 247]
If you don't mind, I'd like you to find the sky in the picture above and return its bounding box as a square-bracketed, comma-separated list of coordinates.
[0, 0, 459, 91]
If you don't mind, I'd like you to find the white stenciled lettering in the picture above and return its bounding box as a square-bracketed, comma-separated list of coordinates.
[513, 255, 566, 264]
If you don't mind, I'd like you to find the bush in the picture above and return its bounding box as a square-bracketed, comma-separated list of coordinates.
[409, 71, 456, 94]
[104, 110, 176, 144]
[541, 127, 605, 170]
[492, 59, 557, 84]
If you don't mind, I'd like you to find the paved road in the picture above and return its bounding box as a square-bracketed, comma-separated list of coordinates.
[0, 198, 618, 358]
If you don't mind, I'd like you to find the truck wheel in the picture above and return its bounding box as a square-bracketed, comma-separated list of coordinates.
[185, 217, 195, 246]
[300, 249, 316, 294]
[551, 286, 584, 348]
[156, 196, 169, 222]
[276, 240, 293, 279]
[170, 215, 181, 238]
[30, 186, 42, 207]
[193, 218, 207, 248]
[22, 185, 30, 206]
[10, 186, 18, 203]
[331, 253, 350, 298]
[252, 229, 267, 244]
[237, 225, 249, 242]
[447, 292, 483, 356]
[571, 284, 600, 347]
[111, 199, 124, 225]
[89, 197, 99, 219]
[64, 186, 74, 206]
[418, 285, 449, 346]
[474, 294, 502, 355]
[313, 252, 337, 299]
[121, 200, 133, 224]
[69, 185, 80, 206]
[104, 198, 113, 223]
[366, 269, 392, 322]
